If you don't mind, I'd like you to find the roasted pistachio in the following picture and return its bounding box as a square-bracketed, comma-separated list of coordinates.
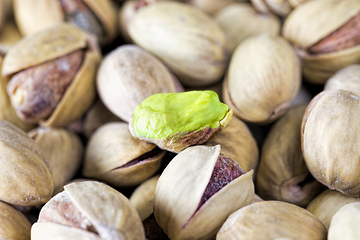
[0, 20, 22, 47]
[188, 0, 237, 16]
[324, 64, 360, 93]
[251, 0, 292, 17]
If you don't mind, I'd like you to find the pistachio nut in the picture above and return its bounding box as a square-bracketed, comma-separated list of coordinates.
[97, 44, 182, 123]
[302, 89, 360, 197]
[223, 34, 301, 123]
[217, 201, 327, 240]
[251, 0, 292, 17]
[0, 201, 31, 240]
[31, 181, 146, 240]
[328, 202, 360, 240]
[283, 0, 360, 84]
[324, 64, 360, 93]
[188, 0, 237, 16]
[28, 127, 83, 191]
[0, 119, 53, 206]
[0, 20, 23, 47]
[2, 24, 101, 127]
[252, 194, 264, 204]
[214, 3, 281, 54]
[129, 91, 232, 153]
[14, 0, 117, 45]
[206, 115, 258, 173]
[256, 105, 324, 207]
[128, 1, 228, 87]
[307, 189, 359, 228]
[83, 122, 165, 187]
[154, 145, 254, 239]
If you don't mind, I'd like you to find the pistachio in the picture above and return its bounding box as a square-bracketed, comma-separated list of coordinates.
[129, 91, 232, 153]
[188, 0, 237, 16]
[31, 181, 146, 240]
[154, 145, 254, 239]
[217, 201, 327, 240]
[324, 64, 360, 93]
[251, 0, 292, 17]
[0, 20, 23, 47]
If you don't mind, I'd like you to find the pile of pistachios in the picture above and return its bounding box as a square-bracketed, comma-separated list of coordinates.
[1, 0, 360, 239]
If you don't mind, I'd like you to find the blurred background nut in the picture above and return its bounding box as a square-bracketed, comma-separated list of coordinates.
[256, 105, 324, 207]
[128, 1, 228, 87]
[223, 34, 301, 123]
[187, 0, 239, 16]
[2, 24, 101, 127]
[0, 119, 53, 206]
[83, 122, 165, 187]
[97, 44, 182, 123]
[28, 127, 83, 192]
[0, 201, 31, 240]
[306, 189, 360, 229]
[32, 181, 145, 240]
[14, 0, 117, 45]
[250, 0, 293, 17]
[283, 0, 360, 84]
[324, 64, 360, 93]
[154, 145, 254, 239]
[217, 201, 327, 240]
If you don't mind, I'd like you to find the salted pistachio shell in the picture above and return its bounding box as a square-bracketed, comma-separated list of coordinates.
[97, 44, 182, 123]
[28, 127, 83, 191]
[128, 1, 228, 87]
[206, 116, 258, 173]
[118, 0, 137, 43]
[306, 189, 359, 228]
[0, 20, 23, 47]
[217, 201, 327, 240]
[324, 64, 360, 93]
[251, 0, 292, 17]
[288, 0, 307, 8]
[32, 181, 145, 240]
[129, 91, 232, 153]
[83, 122, 165, 187]
[256, 105, 324, 207]
[0, 201, 31, 240]
[302, 89, 360, 197]
[188, 0, 237, 16]
[154, 145, 254, 240]
[214, 3, 280, 54]
[0, 119, 53, 206]
[223, 34, 301, 123]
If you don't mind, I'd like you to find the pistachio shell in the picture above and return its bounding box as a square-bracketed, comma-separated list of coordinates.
[217, 201, 327, 240]
[306, 189, 359, 228]
[325, 64, 360, 92]
[0, 21, 23, 47]
[118, 0, 137, 43]
[83, 122, 164, 187]
[188, 0, 236, 16]
[154, 145, 254, 239]
[224, 34, 301, 123]
[288, 0, 307, 8]
[0, 119, 53, 206]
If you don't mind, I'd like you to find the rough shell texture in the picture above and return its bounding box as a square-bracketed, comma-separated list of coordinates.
[223, 34, 301, 123]
[154, 145, 254, 240]
[128, 1, 228, 87]
[324, 64, 360, 93]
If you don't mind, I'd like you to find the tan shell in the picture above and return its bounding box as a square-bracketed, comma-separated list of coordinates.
[306, 189, 359, 228]
[154, 145, 254, 239]
[251, 0, 292, 17]
[328, 202, 360, 240]
[188, 0, 237, 16]
[0, 20, 23, 47]
[28, 127, 83, 191]
[128, 1, 228, 87]
[214, 3, 280, 54]
[217, 201, 327, 240]
[83, 122, 165, 187]
[97, 44, 181, 123]
[0, 119, 53, 206]
[288, 0, 307, 8]
[130, 174, 159, 221]
[118, 0, 137, 43]
[185, 80, 224, 102]
[302, 89, 360, 197]
[324, 64, 360, 93]
[0, 201, 31, 240]
[32, 181, 146, 240]
[223, 34, 301, 123]
[256, 105, 324, 207]
[206, 116, 258, 172]
[2, 24, 101, 127]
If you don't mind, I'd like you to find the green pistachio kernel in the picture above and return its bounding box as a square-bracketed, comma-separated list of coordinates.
[132, 91, 229, 139]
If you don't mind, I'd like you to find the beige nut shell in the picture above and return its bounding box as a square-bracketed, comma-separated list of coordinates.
[154, 145, 254, 240]
[324, 64, 360, 93]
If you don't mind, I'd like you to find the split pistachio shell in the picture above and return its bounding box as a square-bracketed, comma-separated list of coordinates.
[0, 21, 23, 47]
[32, 181, 145, 240]
[0, 201, 31, 240]
[154, 145, 254, 239]
[251, 0, 292, 17]
[223, 34, 301, 123]
[302, 89, 360, 197]
[128, 1, 228, 87]
[307, 189, 359, 228]
[324, 64, 360, 93]
[328, 202, 360, 240]
[28, 127, 83, 191]
[97, 44, 182, 123]
[118, 0, 137, 43]
[188, 0, 237, 16]
[217, 201, 327, 240]
[256, 105, 324, 207]
[83, 122, 165, 187]
[0, 119, 53, 206]
[214, 3, 280, 54]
